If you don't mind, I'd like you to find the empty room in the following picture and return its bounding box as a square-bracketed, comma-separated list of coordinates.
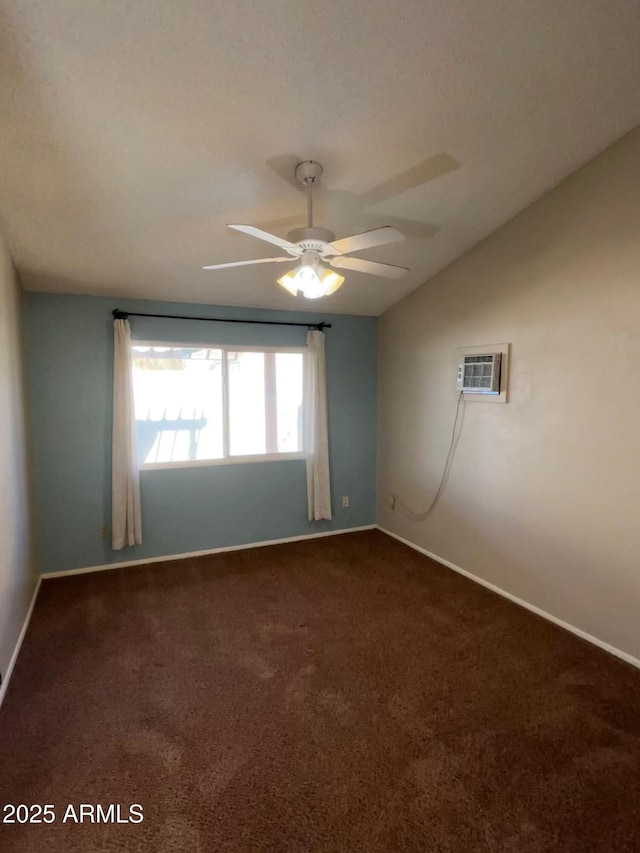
[1, 1, 640, 850]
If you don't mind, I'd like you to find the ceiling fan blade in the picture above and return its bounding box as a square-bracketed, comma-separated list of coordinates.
[330, 255, 408, 279]
[327, 226, 405, 256]
[228, 224, 300, 253]
[361, 153, 461, 207]
[203, 256, 292, 270]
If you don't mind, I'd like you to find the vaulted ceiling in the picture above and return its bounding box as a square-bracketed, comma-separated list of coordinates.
[1, 0, 639, 315]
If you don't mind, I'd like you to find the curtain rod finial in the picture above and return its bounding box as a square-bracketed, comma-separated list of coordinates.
[113, 309, 129, 320]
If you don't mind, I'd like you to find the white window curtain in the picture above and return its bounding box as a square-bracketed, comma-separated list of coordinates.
[303, 330, 332, 521]
[112, 318, 142, 549]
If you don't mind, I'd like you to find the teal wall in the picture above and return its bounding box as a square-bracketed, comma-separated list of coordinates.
[24, 294, 377, 573]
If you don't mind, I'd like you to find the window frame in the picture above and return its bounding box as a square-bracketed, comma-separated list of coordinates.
[132, 340, 307, 470]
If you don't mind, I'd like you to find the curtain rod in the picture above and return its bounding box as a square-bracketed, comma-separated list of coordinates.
[112, 309, 331, 331]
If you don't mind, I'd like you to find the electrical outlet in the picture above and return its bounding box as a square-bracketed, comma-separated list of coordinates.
[100, 525, 110, 540]
[390, 495, 396, 509]
[341, 496, 349, 508]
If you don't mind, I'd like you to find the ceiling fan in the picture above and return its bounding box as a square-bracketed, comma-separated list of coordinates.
[202, 160, 408, 299]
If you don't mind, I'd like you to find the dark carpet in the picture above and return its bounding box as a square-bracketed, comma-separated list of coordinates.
[1, 529, 640, 852]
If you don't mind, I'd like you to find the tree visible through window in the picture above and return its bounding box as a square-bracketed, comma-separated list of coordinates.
[131, 344, 304, 466]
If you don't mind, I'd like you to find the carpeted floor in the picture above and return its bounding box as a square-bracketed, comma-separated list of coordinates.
[1, 530, 640, 852]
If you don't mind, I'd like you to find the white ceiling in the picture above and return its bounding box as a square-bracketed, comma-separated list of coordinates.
[1, 1, 639, 316]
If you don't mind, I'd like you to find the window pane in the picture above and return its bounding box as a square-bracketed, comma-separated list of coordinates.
[132, 346, 223, 464]
[275, 353, 303, 452]
[228, 351, 266, 456]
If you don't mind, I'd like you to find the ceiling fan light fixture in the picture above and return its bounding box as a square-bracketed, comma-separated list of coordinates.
[276, 269, 299, 296]
[297, 264, 326, 300]
[277, 259, 344, 299]
[321, 269, 345, 296]
[277, 263, 319, 297]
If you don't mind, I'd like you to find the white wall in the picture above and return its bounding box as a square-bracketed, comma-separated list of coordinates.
[378, 126, 640, 661]
[0, 233, 38, 693]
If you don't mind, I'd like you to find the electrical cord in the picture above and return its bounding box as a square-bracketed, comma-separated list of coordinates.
[393, 392, 466, 522]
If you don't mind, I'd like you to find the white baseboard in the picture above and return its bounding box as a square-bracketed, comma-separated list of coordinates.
[0, 576, 41, 709]
[43, 525, 377, 579]
[377, 525, 640, 671]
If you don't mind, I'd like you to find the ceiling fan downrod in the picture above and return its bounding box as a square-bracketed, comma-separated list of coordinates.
[295, 160, 323, 229]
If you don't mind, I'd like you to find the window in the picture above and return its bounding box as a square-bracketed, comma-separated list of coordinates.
[132, 343, 304, 468]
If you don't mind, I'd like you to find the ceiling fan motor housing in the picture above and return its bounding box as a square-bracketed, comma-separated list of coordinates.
[286, 227, 337, 253]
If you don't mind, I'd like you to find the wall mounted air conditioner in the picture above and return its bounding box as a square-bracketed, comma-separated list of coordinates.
[456, 353, 502, 394]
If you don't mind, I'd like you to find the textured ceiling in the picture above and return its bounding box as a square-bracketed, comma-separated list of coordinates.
[1, 0, 639, 316]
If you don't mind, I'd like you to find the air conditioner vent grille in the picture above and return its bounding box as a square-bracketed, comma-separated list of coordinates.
[457, 352, 501, 394]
